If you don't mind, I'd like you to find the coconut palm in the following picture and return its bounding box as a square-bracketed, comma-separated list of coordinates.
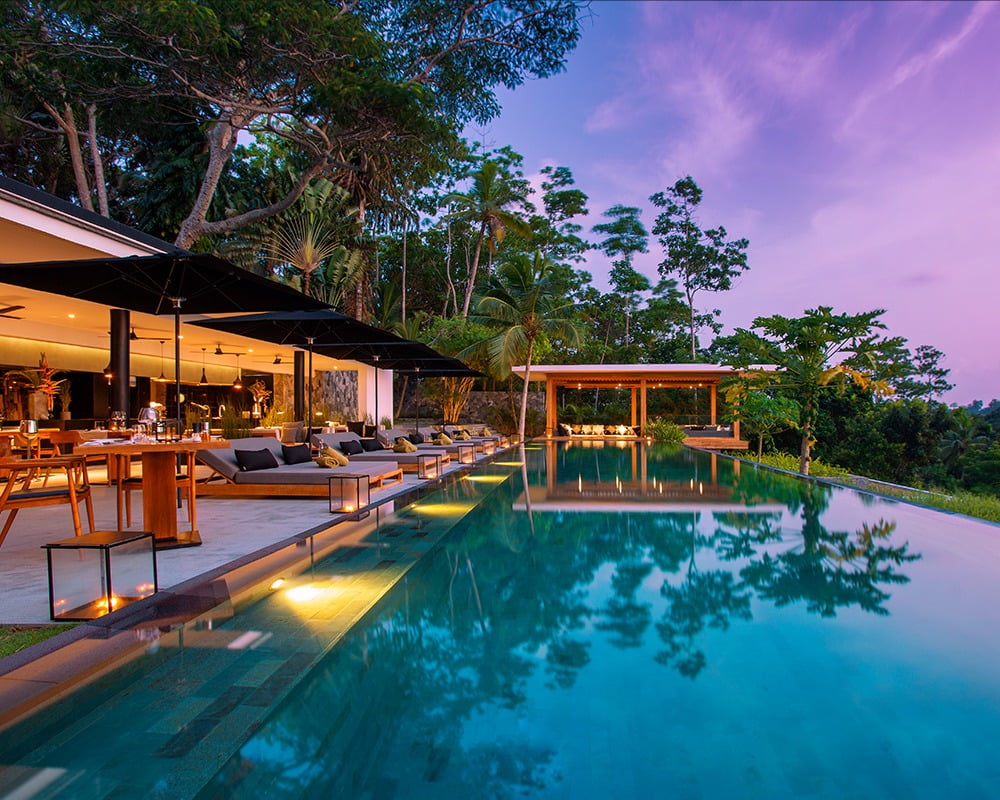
[443, 159, 532, 319]
[471, 252, 582, 441]
[939, 410, 988, 482]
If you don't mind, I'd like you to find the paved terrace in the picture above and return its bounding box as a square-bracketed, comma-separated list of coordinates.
[0, 459, 477, 625]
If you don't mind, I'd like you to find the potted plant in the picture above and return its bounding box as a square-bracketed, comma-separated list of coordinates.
[3, 353, 64, 421]
[58, 381, 72, 422]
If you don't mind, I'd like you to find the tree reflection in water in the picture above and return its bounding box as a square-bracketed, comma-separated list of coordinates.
[206, 445, 922, 799]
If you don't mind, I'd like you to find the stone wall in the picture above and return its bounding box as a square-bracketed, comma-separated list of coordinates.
[273, 369, 359, 423]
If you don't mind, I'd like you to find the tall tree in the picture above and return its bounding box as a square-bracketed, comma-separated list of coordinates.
[725, 307, 905, 475]
[472, 252, 582, 440]
[443, 159, 532, 319]
[650, 177, 749, 360]
[2, 1, 583, 246]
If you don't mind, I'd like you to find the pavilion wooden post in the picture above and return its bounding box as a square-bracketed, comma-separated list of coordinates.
[640, 379, 648, 436]
[546, 376, 557, 437]
[630, 387, 637, 428]
[710, 384, 717, 426]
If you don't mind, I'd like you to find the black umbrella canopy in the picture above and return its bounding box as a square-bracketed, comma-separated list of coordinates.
[189, 309, 406, 347]
[0, 253, 328, 431]
[0, 253, 329, 314]
[191, 310, 412, 433]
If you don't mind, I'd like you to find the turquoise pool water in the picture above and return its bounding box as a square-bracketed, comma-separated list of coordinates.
[2, 442, 1000, 798]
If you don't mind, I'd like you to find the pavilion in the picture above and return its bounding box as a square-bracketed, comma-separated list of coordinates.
[511, 363, 749, 449]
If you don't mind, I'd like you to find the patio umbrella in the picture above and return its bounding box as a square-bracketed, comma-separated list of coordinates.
[0, 253, 327, 433]
[191, 310, 412, 437]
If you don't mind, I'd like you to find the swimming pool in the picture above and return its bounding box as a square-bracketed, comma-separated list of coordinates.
[1, 441, 999, 798]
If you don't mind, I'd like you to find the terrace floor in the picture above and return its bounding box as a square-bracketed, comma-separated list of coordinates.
[0, 461, 463, 626]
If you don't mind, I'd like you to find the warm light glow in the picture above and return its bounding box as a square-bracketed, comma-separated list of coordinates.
[286, 585, 323, 602]
[135, 582, 155, 595]
[463, 474, 507, 483]
[67, 313, 75, 319]
[96, 595, 122, 613]
[342, 504, 356, 513]
[492, 461, 524, 467]
[269, 578, 286, 590]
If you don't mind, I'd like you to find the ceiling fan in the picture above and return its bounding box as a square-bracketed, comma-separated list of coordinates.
[0, 304, 25, 319]
[129, 327, 164, 341]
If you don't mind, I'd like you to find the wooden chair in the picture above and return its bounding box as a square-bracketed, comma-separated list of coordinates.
[49, 430, 111, 483]
[0, 455, 95, 548]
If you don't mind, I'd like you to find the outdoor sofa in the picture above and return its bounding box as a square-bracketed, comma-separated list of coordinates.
[195, 436, 402, 497]
[312, 431, 452, 474]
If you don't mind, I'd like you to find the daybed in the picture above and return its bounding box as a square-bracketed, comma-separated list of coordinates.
[196, 437, 402, 497]
[312, 432, 451, 473]
[441, 425, 510, 450]
[378, 428, 471, 460]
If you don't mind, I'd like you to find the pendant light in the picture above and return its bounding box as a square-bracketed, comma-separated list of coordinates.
[155, 340, 167, 382]
[199, 347, 208, 384]
[232, 353, 243, 391]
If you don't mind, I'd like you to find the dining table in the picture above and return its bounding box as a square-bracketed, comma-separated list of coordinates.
[75, 438, 227, 549]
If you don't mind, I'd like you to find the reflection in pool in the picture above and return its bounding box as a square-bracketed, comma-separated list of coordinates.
[4, 441, 1000, 799]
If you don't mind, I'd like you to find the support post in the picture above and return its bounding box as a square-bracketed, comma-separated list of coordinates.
[109, 309, 130, 419]
[710, 384, 717, 426]
[546, 377, 557, 437]
[293, 350, 305, 422]
[640, 379, 648, 436]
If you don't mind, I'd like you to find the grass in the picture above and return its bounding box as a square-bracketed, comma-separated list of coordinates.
[727, 451, 1000, 525]
[0, 625, 76, 660]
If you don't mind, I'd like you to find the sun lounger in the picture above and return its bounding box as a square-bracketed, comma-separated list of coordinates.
[196, 437, 402, 497]
[312, 432, 451, 473]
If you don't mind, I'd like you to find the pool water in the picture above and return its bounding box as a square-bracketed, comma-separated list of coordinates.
[2, 442, 1000, 799]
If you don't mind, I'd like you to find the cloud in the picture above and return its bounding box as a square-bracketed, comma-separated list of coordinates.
[840, 1, 995, 136]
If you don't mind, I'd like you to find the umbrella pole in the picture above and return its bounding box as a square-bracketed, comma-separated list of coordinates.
[173, 300, 183, 438]
[373, 355, 380, 433]
[414, 366, 420, 433]
[307, 338, 314, 442]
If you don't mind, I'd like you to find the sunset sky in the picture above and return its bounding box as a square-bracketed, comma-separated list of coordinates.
[480, 1, 999, 404]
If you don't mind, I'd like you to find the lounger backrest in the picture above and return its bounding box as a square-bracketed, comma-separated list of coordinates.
[312, 431, 362, 450]
[197, 437, 285, 480]
[377, 428, 411, 446]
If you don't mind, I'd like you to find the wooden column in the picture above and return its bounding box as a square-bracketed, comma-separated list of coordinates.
[546, 377, 558, 437]
[710, 384, 717, 426]
[630, 387, 637, 427]
[640, 379, 648, 436]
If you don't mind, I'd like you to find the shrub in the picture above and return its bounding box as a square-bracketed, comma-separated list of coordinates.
[646, 418, 686, 443]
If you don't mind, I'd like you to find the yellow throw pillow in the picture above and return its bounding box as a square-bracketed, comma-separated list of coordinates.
[480, 427, 492, 436]
[393, 437, 417, 453]
[455, 430, 471, 441]
[434, 433, 453, 445]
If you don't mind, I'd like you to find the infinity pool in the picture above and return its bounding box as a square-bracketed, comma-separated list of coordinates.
[2, 441, 999, 798]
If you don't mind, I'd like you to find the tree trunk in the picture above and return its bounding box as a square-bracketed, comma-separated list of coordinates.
[518, 340, 534, 441]
[799, 423, 811, 475]
[86, 103, 108, 216]
[757, 435, 763, 463]
[43, 102, 93, 212]
[176, 116, 242, 248]
[460, 220, 488, 319]
[401, 217, 408, 323]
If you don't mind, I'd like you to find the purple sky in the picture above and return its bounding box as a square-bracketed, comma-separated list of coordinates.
[479, 1, 1000, 404]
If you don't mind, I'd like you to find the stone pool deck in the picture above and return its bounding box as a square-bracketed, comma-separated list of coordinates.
[0, 461, 469, 625]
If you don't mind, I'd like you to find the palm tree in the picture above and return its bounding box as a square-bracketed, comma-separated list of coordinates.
[443, 159, 532, 319]
[268, 179, 361, 299]
[939, 411, 988, 483]
[472, 252, 582, 441]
